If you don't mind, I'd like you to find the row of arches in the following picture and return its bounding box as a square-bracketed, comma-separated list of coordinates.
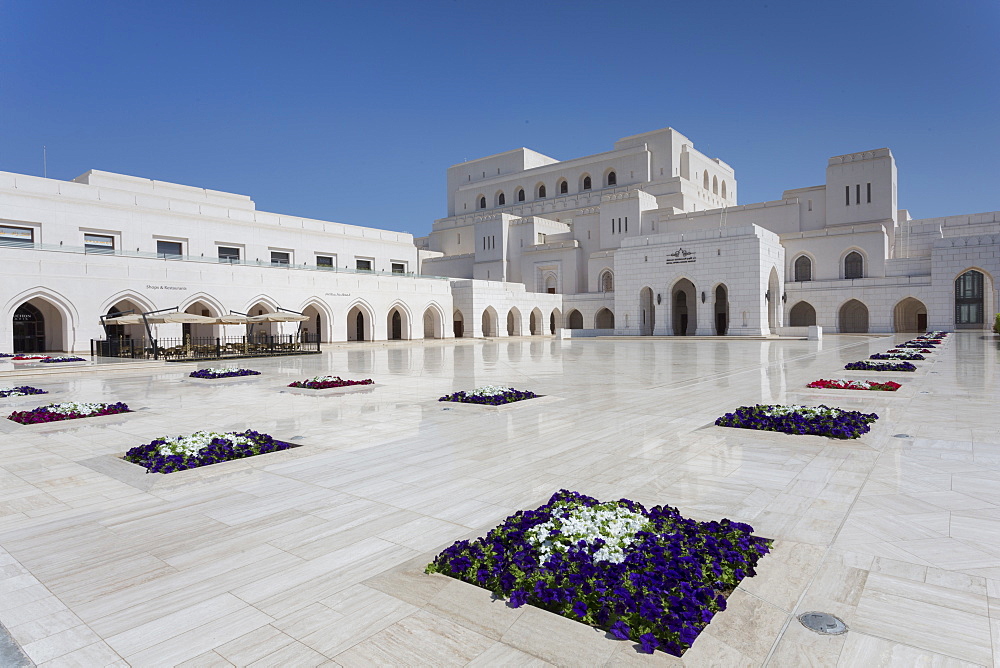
[701, 172, 728, 199]
[459, 306, 569, 338]
[788, 297, 927, 333]
[792, 250, 866, 282]
[477, 171, 618, 209]
[634, 282, 733, 336]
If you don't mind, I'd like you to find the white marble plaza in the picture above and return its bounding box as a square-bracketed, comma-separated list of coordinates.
[0, 333, 998, 666]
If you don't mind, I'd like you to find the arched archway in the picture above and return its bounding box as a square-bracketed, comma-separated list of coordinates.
[506, 307, 522, 336]
[549, 308, 562, 334]
[839, 299, 869, 333]
[347, 303, 373, 341]
[595, 308, 614, 329]
[529, 308, 542, 335]
[788, 301, 817, 327]
[481, 307, 498, 337]
[453, 310, 465, 338]
[767, 267, 780, 333]
[639, 287, 655, 335]
[544, 274, 557, 294]
[955, 269, 990, 329]
[893, 298, 927, 333]
[300, 300, 334, 343]
[671, 279, 696, 336]
[567, 310, 583, 329]
[105, 298, 148, 341]
[12, 298, 68, 353]
[422, 305, 444, 339]
[387, 304, 410, 340]
[183, 300, 221, 341]
[714, 284, 729, 335]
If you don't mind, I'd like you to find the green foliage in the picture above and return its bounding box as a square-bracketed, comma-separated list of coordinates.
[994, 313, 1000, 335]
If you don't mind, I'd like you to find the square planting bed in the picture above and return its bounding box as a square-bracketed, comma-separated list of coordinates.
[426, 489, 771, 657]
[869, 352, 925, 361]
[123, 429, 299, 473]
[283, 375, 375, 395]
[7, 401, 130, 425]
[806, 379, 901, 392]
[0, 386, 48, 399]
[187, 368, 262, 380]
[715, 404, 878, 439]
[438, 386, 539, 407]
[844, 360, 917, 372]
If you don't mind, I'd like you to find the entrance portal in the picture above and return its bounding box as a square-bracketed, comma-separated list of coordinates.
[671, 279, 696, 336]
[13, 302, 44, 353]
[639, 287, 655, 335]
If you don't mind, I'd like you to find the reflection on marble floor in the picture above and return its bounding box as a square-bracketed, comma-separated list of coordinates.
[0, 333, 998, 666]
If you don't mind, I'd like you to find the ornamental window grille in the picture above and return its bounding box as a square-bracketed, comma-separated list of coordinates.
[794, 255, 812, 282]
[844, 251, 863, 279]
[583, 176, 592, 190]
[955, 270, 984, 324]
[607, 171, 617, 186]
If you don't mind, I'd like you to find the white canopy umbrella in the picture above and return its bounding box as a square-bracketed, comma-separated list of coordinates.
[101, 314, 145, 325]
[216, 314, 251, 324]
[144, 312, 218, 324]
[247, 312, 309, 323]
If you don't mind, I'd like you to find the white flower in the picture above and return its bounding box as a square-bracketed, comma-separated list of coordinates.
[43, 402, 111, 416]
[468, 386, 515, 397]
[203, 367, 242, 374]
[757, 405, 841, 418]
[0, 387, 33, 397]
[155, 431, 255, 457]
[526, 501, 650, 564]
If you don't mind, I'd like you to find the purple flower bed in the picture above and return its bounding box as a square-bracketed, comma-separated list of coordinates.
[287, 376, 374, 390]
[845, 360, 917, 372]
[0, 353, 14, 358]
[38, 356, 86, 363]
[189, 368, 261, 379]
[439, 387, 538, 406]
[898, 342, 936, 349]
[0, 386, 48, 398]
[8, 402, 130, 425]
[715, 404, 879, 439]
[123, 429, 295, 473]
[870, 352, 925, 361]
[427, 490, 770, 656]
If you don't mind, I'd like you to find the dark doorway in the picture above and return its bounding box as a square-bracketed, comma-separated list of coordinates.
[356, 312, 365, 341]
[13, 303, 44, 353]
[454, 320, 464, 338]
[716, 312, 727, 336]
[391, 311, 402, 340]
[917, 313, 927, 331]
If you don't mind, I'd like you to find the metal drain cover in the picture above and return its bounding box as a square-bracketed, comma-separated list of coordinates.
[798, 612, 847, 635]
[893, 433, 912, 438]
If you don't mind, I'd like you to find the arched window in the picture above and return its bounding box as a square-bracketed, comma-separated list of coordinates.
[703, 172, 709, 189]
[538, 184, 547, 199]
[844, 251, 864, 279]
[559, 180, 568, 194]
[517, 188, 525, 202]
[607, 171, 617, 186]
[583, 175, 592, 190]
[794, 255, 812, 282]
[600, 270, 613, 292]
[498, 192, 505, 206]
[721, 180, 727, 199]
[956, 270, 985, 325]
[712, 176, 718, 194]
[478, 196, 486, 209]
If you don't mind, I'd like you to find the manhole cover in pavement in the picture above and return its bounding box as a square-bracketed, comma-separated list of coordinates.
[798, 612, 847, 635]
[893, 433, 912, 438]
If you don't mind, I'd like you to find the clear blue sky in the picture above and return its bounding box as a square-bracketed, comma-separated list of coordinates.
[2, 1, 998, 235]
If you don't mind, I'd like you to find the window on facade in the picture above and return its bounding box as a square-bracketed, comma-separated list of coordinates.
[856, 184, 861, 204]
[607, 171, 617, 186]
[84, 233, 115, 253]
[600, 271, 613, 292]
[156, 240, 182, 258]
[794, 255, 812, 282]
[391, 262, 406, 274]
[867, 182, 871, 203]
[479, 196, 486, 209]
[559, 180, 568, 194]
[712, 176, 718, 194]
[583, 176, 592, 190]
[955, 270, 984, 324]
[0, 224, 34, 247]
[498, 192, 505, 206]
[316, 255, 334, 268]
[356, 259, 373, 271]
[703, 172, 709, 189]
[538, 184, 546, 198]
[270, 251, 290, 265]
[218, 246, 240, 262]
[517, 188, 525, 202]
[845, 185, 850, 206]
[844, 251, 863, 279]
[721, 181, 727, 199]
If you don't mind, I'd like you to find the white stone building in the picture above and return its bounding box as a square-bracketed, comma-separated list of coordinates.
[1, 126, 997, 353]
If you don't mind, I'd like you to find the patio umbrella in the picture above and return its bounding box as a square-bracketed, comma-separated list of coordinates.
[101, 314, 145, 325]
[144, 313, 218, 324]
[247, 313, 309, 323]
[216, 315, 251, 324]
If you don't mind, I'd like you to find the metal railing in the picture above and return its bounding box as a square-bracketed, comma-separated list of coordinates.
[0, 239, 450, 280]
[91, 334, 320, 361]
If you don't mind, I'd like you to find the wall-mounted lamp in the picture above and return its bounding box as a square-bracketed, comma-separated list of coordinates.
[765, 290, 771, 302]
[701, 291, 706, 303]
[656, 293, 661, 305]
[782, 292, 787, 303]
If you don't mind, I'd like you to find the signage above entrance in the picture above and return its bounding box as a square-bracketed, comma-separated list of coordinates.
[665, 248, 696, 265]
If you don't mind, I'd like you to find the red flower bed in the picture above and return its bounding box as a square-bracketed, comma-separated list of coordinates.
[807, 379, 901, 392]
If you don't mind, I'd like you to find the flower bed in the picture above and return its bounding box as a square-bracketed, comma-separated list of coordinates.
[888, 348, 933, 354]
[11, 355, 50, 361]
[438, 385, 538, 406]
[844, 360, 917, 372]
[715, 404, 879, 439]
[287, 375, 374, 390]
[869, 352, 924, 361]
[38, 356, 86, 363]
[807, 379, 901, 392]
[124, 429, 294, 473]
[8, 401, 130, 424]
[0, 386, 48, 398]
[189, 368, 261, 379]
[897, 342, 935, 349]
[0, 353, 15, 358]
[426, 489, 771, 656]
